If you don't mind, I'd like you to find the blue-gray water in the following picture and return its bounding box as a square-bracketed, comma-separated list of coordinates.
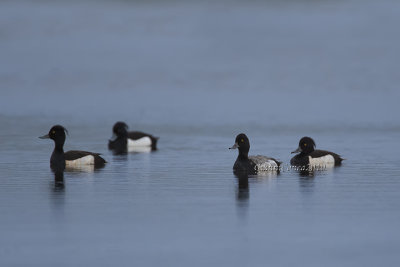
[1, 0, 400, 266]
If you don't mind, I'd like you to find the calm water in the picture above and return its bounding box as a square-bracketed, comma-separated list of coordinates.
[1, 0, 400, 266]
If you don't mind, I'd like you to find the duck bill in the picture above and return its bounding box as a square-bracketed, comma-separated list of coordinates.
[229, 143, 239, 150]
[39, 134, 50, 139]
[291, 147, 302, 154]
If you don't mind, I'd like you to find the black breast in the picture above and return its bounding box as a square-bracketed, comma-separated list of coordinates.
[108, 138, 128, 154]
[233, 159, 257, 174]
[290, 154, 309, 167]
[50, 150, 66, 172]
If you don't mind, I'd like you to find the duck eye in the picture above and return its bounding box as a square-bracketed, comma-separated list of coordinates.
[52, 131, 55, 134]
[241, 139, 244, 143]
[304, 143, 307, 147]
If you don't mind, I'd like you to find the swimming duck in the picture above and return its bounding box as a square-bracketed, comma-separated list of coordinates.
[290, 136, 343, 168]
[108, 121, 159, 154]
[229, 133, 280, 174]
[40, 125, 106, 171]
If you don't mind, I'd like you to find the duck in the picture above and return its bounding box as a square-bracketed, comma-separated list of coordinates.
[229, 133, 280, 174]
[290, 136, 343, 169]
[39, 125, 106, 171]
[108, 121, 159, 154]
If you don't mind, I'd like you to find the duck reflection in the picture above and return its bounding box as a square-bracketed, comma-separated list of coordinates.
[289, 160, 336, 177]
[234, 170, 279, 216]
[53, 170, 65, 190]
[298, 173, 315, 193]
[234, 171, 250, 222]
[49, 170, 66, 223]
[298, 168, 316, 178]
[296, 165, 335, 194]
[234, 171, 249, 202]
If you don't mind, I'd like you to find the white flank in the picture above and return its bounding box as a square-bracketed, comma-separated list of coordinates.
[128, 146, 152, 153]
[128, 137, 152, 147]
[309, 155, 335, 168]
[258, 159, 278, 168]
[257, 160, 279, 172]
[250, 155, 279, 172]
[66, 155, 95, 167]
